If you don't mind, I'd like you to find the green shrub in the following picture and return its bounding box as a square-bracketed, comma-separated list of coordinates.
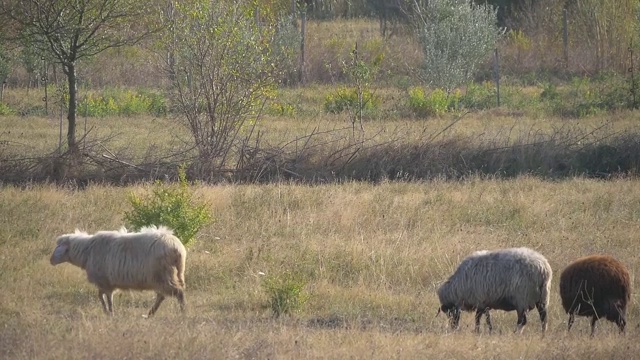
[266, 101, 296, 116]
[541, 76, 632, 118]
[539, 82, 560, 102]
[123, 168, 212, 247]
[262, 270, 309, 318]
[119, 91, 152, 116]
[0, 103, 16, 116]
[460, 82, 496, 110]
[78, 88, 169, 117]
[79, 93, 118, 117]
[146, 92, 169, 117]
[324, 87, 379, 114]
[407, 87, 460, 117]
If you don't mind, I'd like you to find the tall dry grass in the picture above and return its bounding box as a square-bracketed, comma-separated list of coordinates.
[1, 177, 639, 359]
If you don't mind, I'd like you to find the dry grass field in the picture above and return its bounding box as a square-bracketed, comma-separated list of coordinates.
[1, 177, 639, 359]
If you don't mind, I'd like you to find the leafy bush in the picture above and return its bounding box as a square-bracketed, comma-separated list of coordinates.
[460, 82, 496, 110]
[0, 103, 16, 116]
[77, 89, 168, 117]
[262, 270, 309, 318]
[539, 82, 560, 102]
[123, 168, 212, 247]
[324, 87, 379, 114]
[142, 90, 169, 117]
[407, 87, 460, 117]
[266, 101, 296, 116]
[545, 76, 632, 118]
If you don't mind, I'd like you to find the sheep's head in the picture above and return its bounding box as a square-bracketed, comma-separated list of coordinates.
[50, 236, 71, 265]
[438, 304, 461, 329]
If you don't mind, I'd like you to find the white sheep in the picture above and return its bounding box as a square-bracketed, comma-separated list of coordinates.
[437, 247, 552, 333]
[50, 225, 187, 317]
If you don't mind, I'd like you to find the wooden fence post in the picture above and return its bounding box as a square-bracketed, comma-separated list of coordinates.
[494, 48, 500, 107]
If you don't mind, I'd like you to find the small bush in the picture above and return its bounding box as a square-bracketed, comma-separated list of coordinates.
[460, 82, 496, 110]
[0, 103, 16, 116]
[119, 92, 152, 117]
[539, 82, 559, 101]
[324, 87, 379, 114]
[266, 101, 296, 116]
[539, 76, 633, 118]
[78, 89, 168, 117]
[137, 89, 169, 117]
[262, 270, 309, 318]
[123, 167, 212, 247]
[407, 87, 460, 117]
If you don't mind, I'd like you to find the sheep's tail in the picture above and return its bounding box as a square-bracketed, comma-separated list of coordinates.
[540, 269, 552, 307]
[175, 248, 186, 289]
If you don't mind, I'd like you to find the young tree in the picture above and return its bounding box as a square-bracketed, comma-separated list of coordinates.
[412, 0, 503, 92]
[161, 0, 292, 178]
[0, 0, 158, 154]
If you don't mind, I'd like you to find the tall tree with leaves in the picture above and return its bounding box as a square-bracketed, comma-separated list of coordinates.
[0, 0, 158, 154]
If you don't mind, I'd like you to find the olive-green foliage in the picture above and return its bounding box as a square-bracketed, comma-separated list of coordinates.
[78, 88, 167, 117]
[262, 270, 309, 318]
[407, 83, 499, 117]
[123, 168, 212, 246]
[324, 87, 379, 114]
[0, 102, 16, 115]
[460, 82, 496, 110]
[540, 75, 632, 118]
[266, 101, 296, 116]
[414, 0, 503, 91]
[407, 87, 460, 117]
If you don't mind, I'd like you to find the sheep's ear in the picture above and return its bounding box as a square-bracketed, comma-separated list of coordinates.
[50, 243, 69, 265]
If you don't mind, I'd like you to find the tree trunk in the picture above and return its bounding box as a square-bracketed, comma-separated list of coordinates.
[65, 62, 78, 154]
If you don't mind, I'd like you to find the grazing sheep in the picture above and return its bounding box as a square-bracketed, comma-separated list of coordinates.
[437, 247, 552, 334]
[559, 255, 631, 336]
[50, 225, 187, 317]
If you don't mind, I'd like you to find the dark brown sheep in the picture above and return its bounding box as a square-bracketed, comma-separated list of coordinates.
[559, 255, 631, 336]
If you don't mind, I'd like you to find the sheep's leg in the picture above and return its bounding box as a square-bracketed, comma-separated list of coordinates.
[536, 302, 548, 333]
[474, 308, 491, 333]
[590, 316, 598, 337]
[98, 290, 110, 315]
[450, 307, 461, 330]
[616, 316, 626, 334]
[515, 309, 527, 334]
[175, 289, 186, 312]
[474, 309, 483, 333]
[614, 304, 626, 334]
[148, 293, 166, 317]
[485, 311, 493, 334]
[105, 291, 114, 314]
[567, 313, 575, 332]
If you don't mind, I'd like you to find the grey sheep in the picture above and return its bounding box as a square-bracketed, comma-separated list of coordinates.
[50, 225, 187, 317]
[437, 247, 552, 333]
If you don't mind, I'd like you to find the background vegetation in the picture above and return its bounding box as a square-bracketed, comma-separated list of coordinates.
[1, 0, 640, 184]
